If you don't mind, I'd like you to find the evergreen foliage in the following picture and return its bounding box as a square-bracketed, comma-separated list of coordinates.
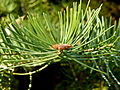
[0, 0, 120, 89]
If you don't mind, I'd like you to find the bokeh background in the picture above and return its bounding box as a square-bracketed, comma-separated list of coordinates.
[0, 0, 120, 23]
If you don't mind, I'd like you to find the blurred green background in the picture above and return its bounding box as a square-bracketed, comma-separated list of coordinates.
[0, 0, 120, 23]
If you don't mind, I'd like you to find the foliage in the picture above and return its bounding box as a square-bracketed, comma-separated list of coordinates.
[0, 0, 120, 89]
[0, 0, 17, 16]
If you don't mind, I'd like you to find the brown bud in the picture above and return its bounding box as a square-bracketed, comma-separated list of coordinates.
[51, 44, 72, 50]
